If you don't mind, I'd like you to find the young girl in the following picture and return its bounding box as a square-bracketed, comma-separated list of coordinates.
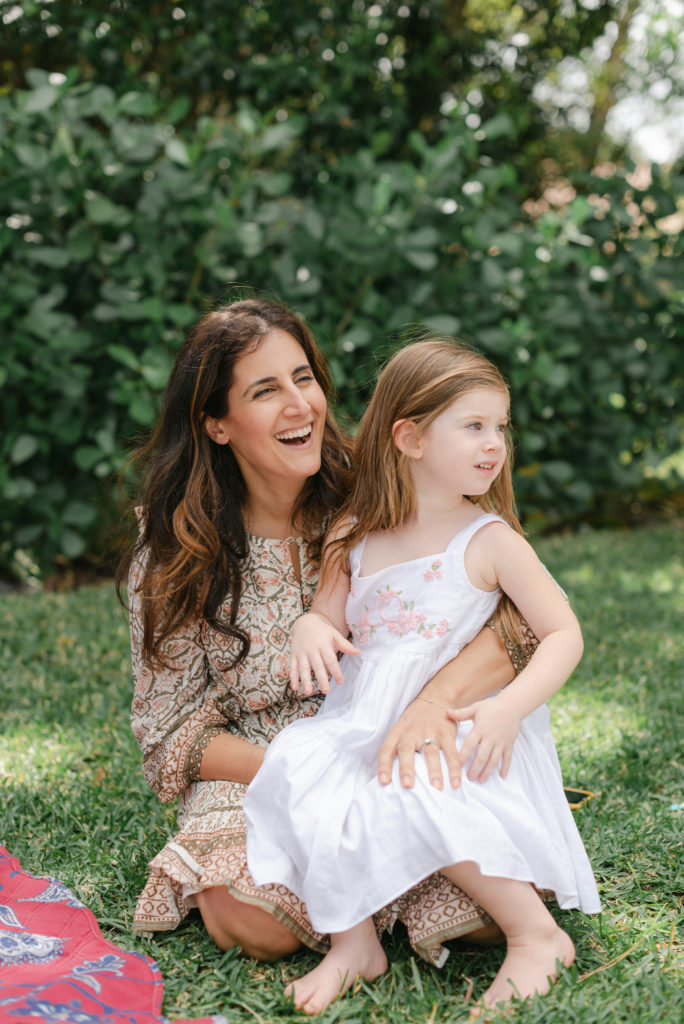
[244, 340, 600, 1015]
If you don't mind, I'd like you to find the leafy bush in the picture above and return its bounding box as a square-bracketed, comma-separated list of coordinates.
[1, 70, 682, 577]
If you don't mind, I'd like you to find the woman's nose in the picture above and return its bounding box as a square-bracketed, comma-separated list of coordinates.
[283, 384, 310, 415]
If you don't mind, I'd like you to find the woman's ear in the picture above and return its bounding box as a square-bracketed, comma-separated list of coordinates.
[392, 419, 422, 458]
[203, 415, 231, 445]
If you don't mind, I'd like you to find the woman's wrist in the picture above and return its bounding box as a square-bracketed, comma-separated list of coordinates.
[420, 625, 515, 708]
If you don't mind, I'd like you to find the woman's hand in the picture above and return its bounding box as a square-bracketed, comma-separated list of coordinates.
[446, 697, 521, 783]
[376, 625, 516, 790]
[377, 698, 463, 790]
[290, 612, 359, 696]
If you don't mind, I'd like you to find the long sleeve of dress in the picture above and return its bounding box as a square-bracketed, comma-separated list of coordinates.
[128, 553, 231, 803]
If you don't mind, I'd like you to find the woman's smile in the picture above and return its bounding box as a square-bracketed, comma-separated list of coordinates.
[205, 328, 327, 492]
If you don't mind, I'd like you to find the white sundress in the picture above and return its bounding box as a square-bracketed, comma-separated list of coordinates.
[244, 514, 601, 934]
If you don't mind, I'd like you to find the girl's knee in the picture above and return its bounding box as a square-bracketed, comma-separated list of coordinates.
[196, 886, 300, 960]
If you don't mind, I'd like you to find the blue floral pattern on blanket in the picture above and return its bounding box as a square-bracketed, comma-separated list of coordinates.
[5, 998, 117, 1023]
[71, 955, 127, 993]
[0, 905, 22, 929]
[18, 878, 86, 910]
[0, 929, 64, 965]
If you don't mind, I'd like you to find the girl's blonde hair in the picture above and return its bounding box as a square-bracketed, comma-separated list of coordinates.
[330, 338, 526, 652]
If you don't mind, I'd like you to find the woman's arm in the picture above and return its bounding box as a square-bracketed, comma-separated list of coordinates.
[199, 732, 265, 785]
[129, 552, 238, 801]
[377, 624, 516, 790]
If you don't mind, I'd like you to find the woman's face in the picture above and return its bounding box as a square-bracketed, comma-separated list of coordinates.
[205, 329, 327, 496]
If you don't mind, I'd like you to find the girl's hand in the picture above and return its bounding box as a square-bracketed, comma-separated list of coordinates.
[290, 612, 359, 696]
[446, 697, 521, 783]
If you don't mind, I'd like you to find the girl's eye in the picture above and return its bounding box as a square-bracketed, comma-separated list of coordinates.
[467, 422, 481, 430]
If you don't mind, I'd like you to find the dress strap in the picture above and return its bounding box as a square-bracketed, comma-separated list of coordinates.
[348, 534, 368, 577]
[446, 512, 507, 555]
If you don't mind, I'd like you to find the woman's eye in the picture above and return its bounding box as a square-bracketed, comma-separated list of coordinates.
[253, 386, 276, 399]
[296, 373, 314, 385]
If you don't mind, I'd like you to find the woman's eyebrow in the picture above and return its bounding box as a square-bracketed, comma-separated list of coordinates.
[243, 364, 312, 397]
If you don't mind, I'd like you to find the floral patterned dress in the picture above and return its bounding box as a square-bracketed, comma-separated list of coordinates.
[129, 532, 536, 965]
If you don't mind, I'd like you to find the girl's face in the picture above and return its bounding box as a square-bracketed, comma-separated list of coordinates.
[407, 387, 509, 498]
[204, 329, 327, 496]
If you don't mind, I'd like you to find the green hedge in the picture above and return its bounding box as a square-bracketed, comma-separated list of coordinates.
[1, 71, 682, 577]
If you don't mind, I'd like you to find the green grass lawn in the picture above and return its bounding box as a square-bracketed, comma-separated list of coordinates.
[1, 525, 682, 1023]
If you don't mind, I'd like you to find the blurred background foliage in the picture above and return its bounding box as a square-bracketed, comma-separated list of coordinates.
[1, 0, 682, 581]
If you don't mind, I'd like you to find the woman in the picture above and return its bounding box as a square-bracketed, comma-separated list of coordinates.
[117, 298, 535, 966]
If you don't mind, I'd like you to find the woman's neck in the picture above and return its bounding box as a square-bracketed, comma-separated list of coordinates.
[243, 491, 301, 540]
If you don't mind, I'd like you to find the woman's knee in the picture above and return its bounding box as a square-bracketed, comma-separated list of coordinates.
[196, 886, 301, 960]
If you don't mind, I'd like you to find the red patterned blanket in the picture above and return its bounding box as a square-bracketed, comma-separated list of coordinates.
[0, 846, 224, 1024]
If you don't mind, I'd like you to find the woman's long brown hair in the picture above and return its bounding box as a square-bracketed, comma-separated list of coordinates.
[116, 298, 352, 668]
[327, 339, 526, 653]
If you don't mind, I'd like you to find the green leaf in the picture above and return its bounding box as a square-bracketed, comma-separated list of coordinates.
[480, 113, 515, 140]
[66, 224, 94, 260]
[24, 247, 71, 269]
[24, 85, 60, 114]
[166, 304, 197, 327]
[11, 434, 39, 465]
[62, 500, 96, 527]
[106, 344, 140, 372]
[60, 527, 86, 559]
[14, 143, 49, 169]
[22, 308, 75, 342]
[259, 171, 293, 197]
[117, 92, 159, 116]
[74, 446, 103, 471]
[128, 392, 156, 424]
[338, 325, 372, 351]
[421, 315, 461, 336]
[404, 249, 438, 271]
[543, 461, 574, 484]
[404, 227, 440, 249]
[14, 524, 43, 546]
[165, 138, 192, 166]
[85, 193, 131, 227]
[259, 121, 302, 153]
[166, 96, 192, 125]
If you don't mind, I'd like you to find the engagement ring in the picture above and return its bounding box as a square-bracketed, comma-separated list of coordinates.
[420, 738, 439, 753]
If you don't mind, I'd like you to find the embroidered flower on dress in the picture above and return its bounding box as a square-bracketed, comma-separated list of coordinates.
[423, 560, 443, 581]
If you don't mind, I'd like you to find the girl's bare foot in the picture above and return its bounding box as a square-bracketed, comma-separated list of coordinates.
[285, 919, 388, 1015]
[471, 925, 574, 1017]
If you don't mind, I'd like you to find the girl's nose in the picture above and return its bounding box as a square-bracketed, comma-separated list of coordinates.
[484, 430, 504, 450]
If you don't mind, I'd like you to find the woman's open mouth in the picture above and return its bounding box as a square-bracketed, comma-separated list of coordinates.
[275, 425, 313, 446]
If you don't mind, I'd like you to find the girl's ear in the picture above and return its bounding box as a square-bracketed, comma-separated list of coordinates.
[203, 415, 231, 445]
[392, 419, 422, 459]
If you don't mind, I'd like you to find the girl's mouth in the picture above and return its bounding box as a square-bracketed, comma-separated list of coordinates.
[275, 425, 313, 446]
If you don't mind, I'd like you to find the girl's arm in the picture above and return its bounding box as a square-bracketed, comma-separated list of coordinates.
[377, 625, 516, 789]
[289, 522, 360, 696]
[449, 524, 583, 782]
